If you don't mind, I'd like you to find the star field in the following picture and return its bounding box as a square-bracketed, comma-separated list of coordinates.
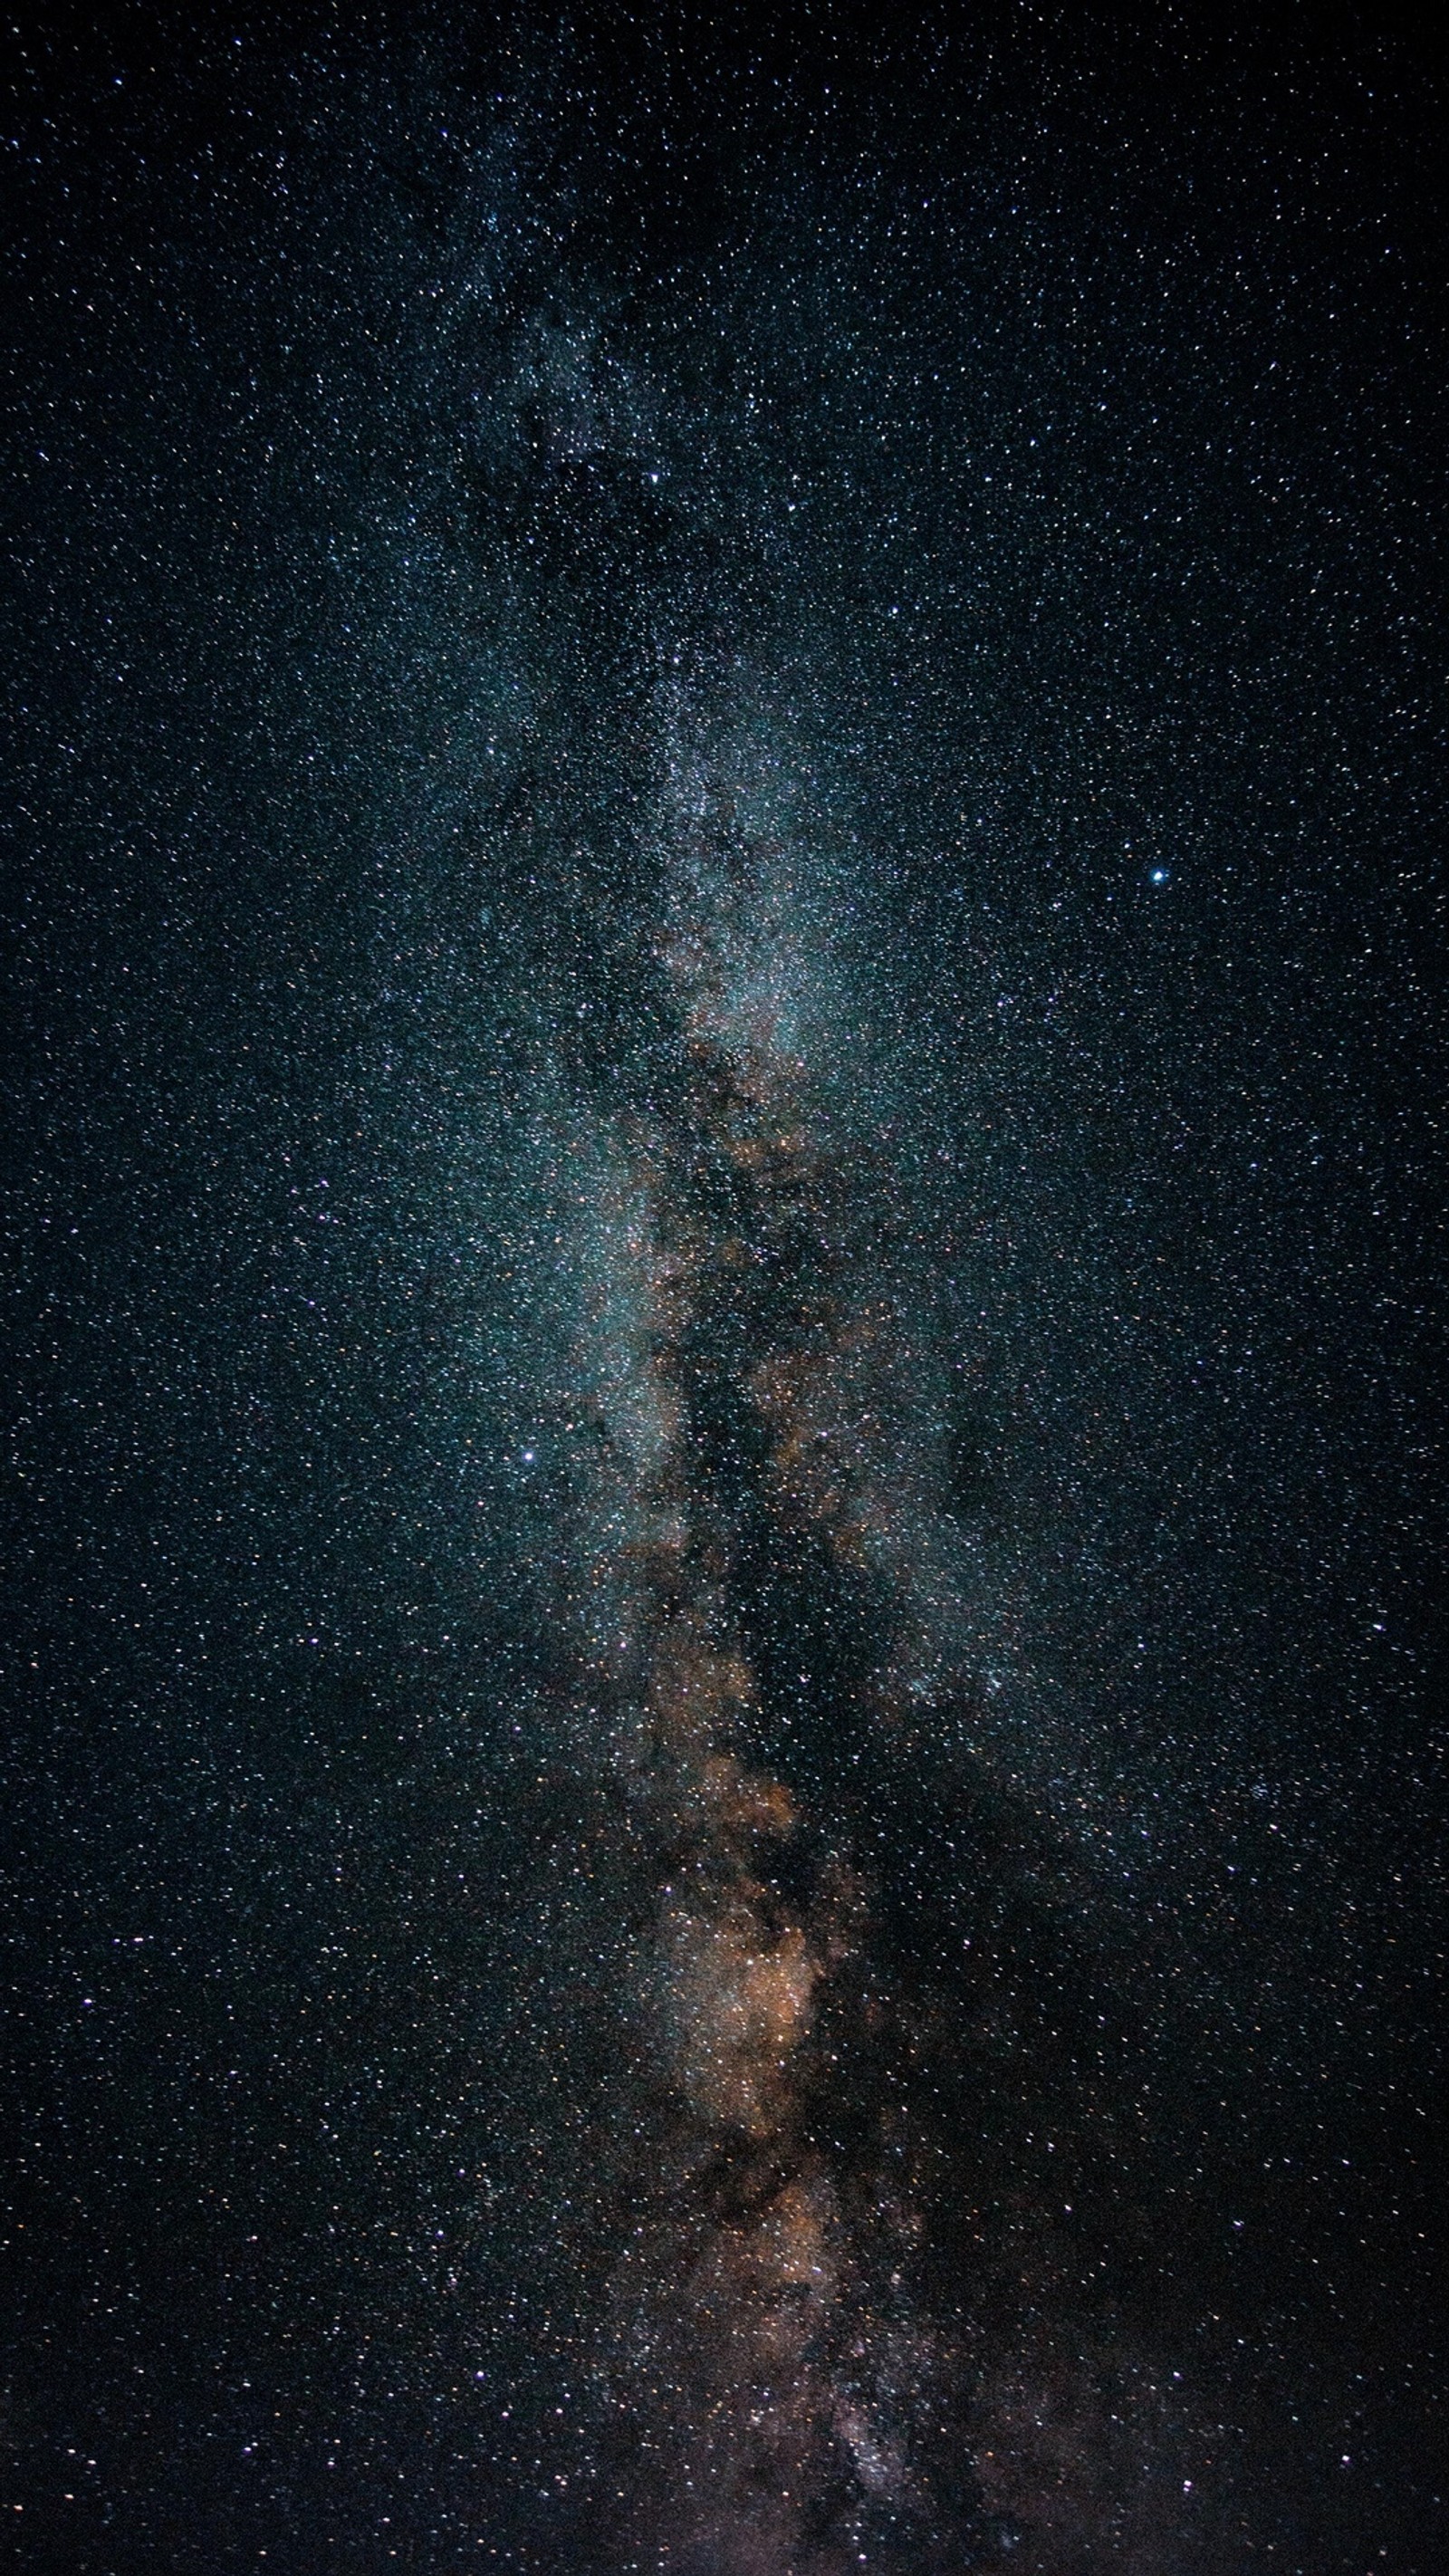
[4, 6, 1446, 2571]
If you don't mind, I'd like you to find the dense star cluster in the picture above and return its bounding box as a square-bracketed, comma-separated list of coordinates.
[4, 7, 1446, 2572]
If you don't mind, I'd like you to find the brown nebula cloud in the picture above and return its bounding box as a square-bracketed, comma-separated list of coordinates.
[553, 745, 1209, 2574]
[565, 765, 939, 2569]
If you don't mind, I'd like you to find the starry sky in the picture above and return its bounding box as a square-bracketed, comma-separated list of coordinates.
[4, 5, 1446, 2571]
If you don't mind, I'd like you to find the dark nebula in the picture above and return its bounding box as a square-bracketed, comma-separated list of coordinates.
[5, 7, 1446, 2571]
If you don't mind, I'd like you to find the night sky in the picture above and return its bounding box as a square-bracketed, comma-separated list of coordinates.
[4, 6, 1446, 2571]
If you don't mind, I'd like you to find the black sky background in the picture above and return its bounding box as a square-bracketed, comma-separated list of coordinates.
[4, 5, 1447, 2570]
